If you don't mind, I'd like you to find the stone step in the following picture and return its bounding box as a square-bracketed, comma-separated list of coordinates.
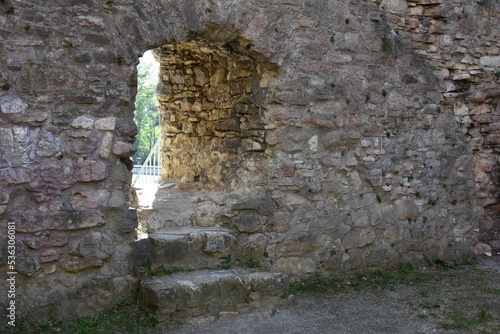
[138, 269, 290, 323]
[134, 227, 251, 270]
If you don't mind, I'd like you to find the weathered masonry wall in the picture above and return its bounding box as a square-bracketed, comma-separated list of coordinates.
[157, 40, 272, 189]
[0, 0, 497, 321]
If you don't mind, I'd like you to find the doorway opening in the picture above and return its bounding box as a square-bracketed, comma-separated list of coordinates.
[131, 50, 161, 210]
[133, 38, 274, 233]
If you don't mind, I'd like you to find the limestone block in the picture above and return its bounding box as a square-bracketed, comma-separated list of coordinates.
[108, 190, 126, 208]
[67, 129, 93, 138]
[469, 104, 490, 115]
[112, 141, 137, 158]
[395, 199, 419, 221]
[193, 66, 209, 85]
[0, 191, 9, 204]
[99, 132, 113, 159]
[214, 119, 240, 131]
[25, 233, 68, 249]
[308, 135, 318, 152]
[473, 242, 492, 257]
[0, 167, 32, 185]
[18, 64, 85, 92]
[63, 136, 98, 154]
[76, 159, 108, 182]
[36, 131, 60, 157]
[71, 188, 110, 209]
[0, 94, 27, 114]
[274, 257, 316, 276]
[473, 155, 493, 173]
[71, 116, 94, 129]
[380, 0, 408, 12]
[232, 211, 262, 233]
[480, 56, 500, 67]
[202, 232, 236, 254]
[233, 195, 275, 216]
[306, 112, 336, 128]
[342, 229, 361, 249]
[359, 229, 376, 247]
[65, 232, 113, 272]
[108, 208, 138, 234]
[16, 241, 40, 277]
[65, 211, 106, 230]
[242, 139, 264, 151]
[94, 117, 116, 131]
[39, 249, 59, 263]
[75, 16, 106, 30]
[484, 134, 500, 145]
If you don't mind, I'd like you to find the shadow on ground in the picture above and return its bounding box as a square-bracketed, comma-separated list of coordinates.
[158, 256, 500, 334]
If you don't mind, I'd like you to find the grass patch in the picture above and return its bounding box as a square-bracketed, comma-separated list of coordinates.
[220, 255, 232, 269]
[438, 309, 494, 330]
[485, 287, 500, 295]
[351, 263, 430, 290]
[425, 255, 477, 270]
[291, 262, 430, 294]
[243, 258, 261, 268]
[4, 299, 158, 334]
[290, 272, 346, 294]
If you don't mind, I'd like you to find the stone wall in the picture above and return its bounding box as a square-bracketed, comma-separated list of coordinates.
[377, 0, 500, 254]
[156, 40, 272, 189]
[0, 0, 497, 321]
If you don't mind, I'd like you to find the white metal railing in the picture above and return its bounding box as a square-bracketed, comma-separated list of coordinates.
[132, 136, 161, 187]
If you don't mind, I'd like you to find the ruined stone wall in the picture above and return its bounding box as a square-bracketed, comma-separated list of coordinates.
[377, 0, 500, 254]
[157, 40, 271, 189]
[0, 0, 496, 321]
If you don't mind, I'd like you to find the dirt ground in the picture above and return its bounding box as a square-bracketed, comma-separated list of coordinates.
[153, 256, 500, 334]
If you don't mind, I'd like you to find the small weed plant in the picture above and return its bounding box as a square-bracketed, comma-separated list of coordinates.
[4, 299, 158, 334]
[243, 258, 261, 268]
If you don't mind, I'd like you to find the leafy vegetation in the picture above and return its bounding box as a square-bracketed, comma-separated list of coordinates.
[4, 299, 158, 334]
[133, 52, 160, 164]
[220, 255, 233, 269]
[291, 262, 431, 294]
[243, 258, 261, 268]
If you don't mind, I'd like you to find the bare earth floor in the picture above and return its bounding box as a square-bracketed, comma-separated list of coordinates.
[151, 256, 500, 334]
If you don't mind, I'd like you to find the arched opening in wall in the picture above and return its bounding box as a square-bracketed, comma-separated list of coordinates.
[134, 38, 274, 235]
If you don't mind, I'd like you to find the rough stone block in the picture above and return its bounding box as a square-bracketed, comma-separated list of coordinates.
[71, 116, 94, 129]
[0, 94, 27, 114]
[113, 141, 137, 158]
[25, 233, 68, 249]
[76, 159, 108, 182]
[0, 191, 9, 204]
[232, 212, 262, 233]
[39, 249, 59, 263]
[99, 132, 113, 159]
[18, 64, 85, 92]
[138, 269, 289, 322]
[94, 117, 116, 131]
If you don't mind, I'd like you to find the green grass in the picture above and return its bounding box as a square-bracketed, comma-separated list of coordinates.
[4, 299, 158, 334]
[290, 255, 481, 296]
[485, 287, 500, 295]
[290, 272, 346, 294]
[438, 309, 494, 330]
[243, 258, 261, 268]
[291, 263, 431, 294]
[220, 255, 232, 269]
